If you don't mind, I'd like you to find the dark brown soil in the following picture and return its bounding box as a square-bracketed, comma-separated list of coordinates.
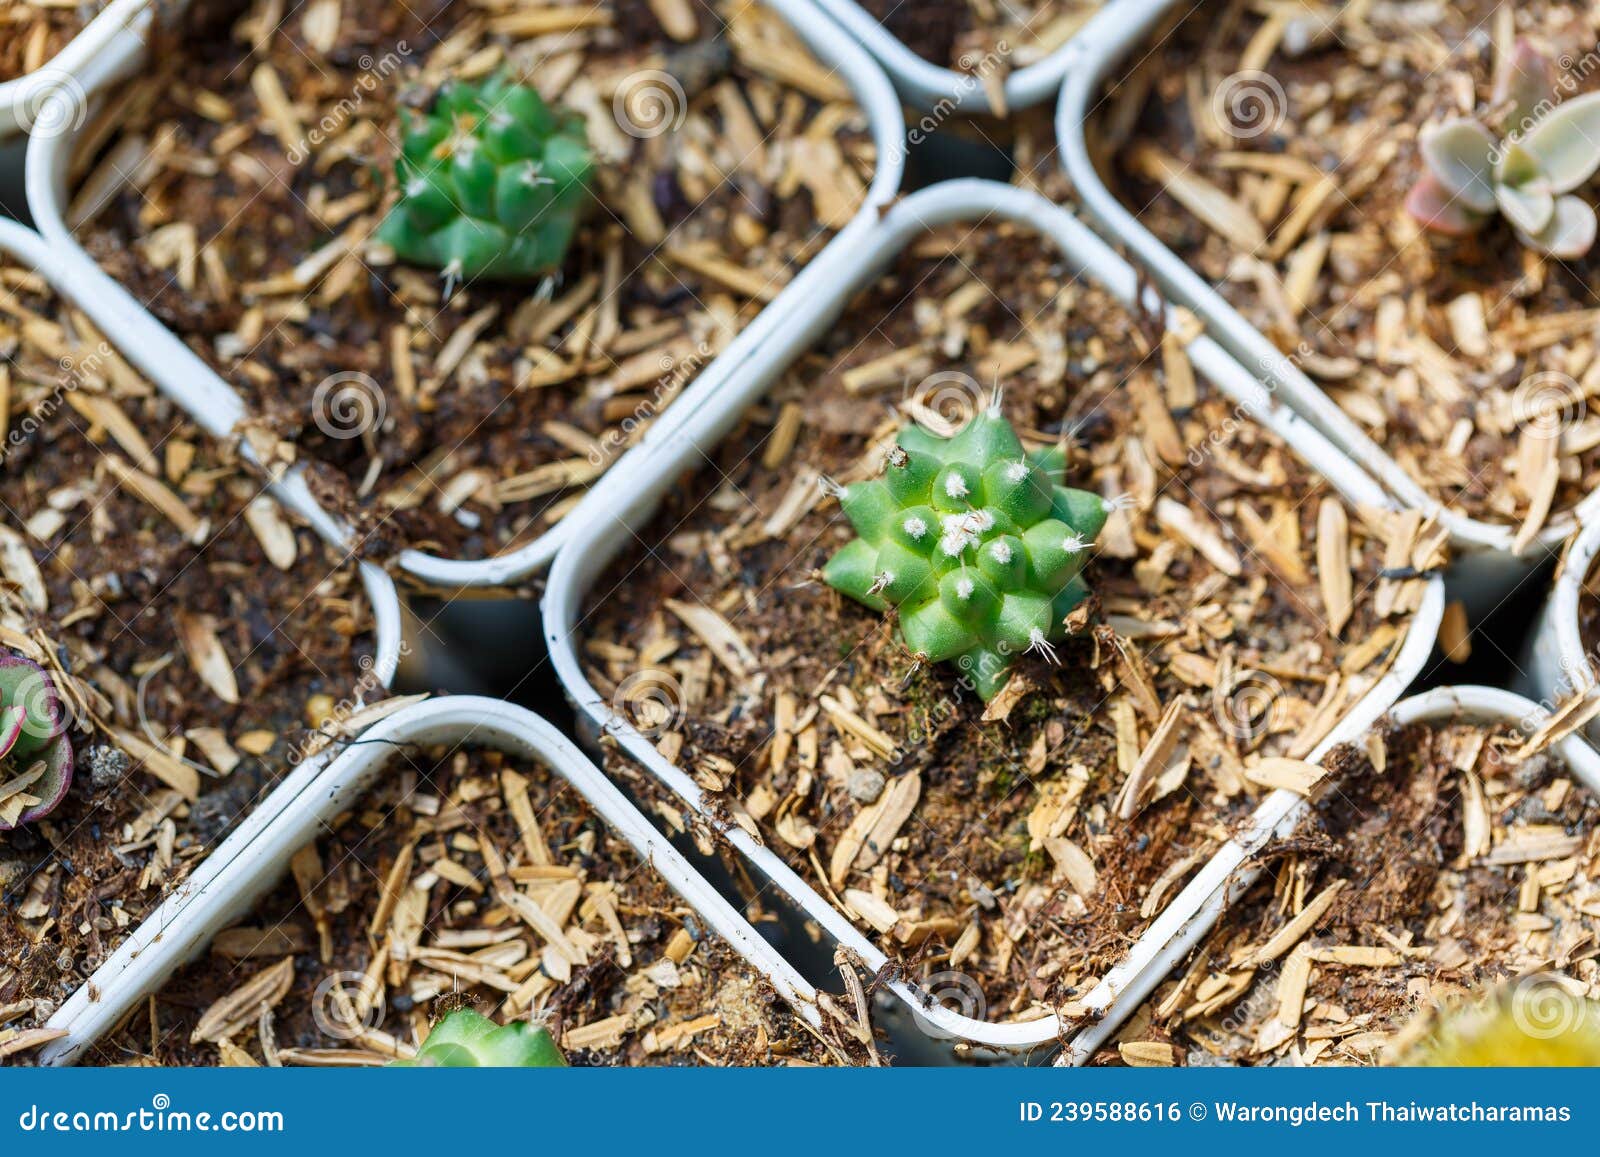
[1101, 0, 1600, 532]
[0, 257, 378, 1059]
[1129, 719, 1600, 1065]
[578, 216, 1433, 1038]
[73, 0, 874, 565]
[79, 744, 866, 1067]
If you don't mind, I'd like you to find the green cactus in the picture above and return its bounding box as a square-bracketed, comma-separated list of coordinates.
[1407, 38, 1600, 257]
[376, 73, 593, 283]
[390, 1009, 567, 1068]
[0, 650, 73, 830]
[822, 403, 1109, 700]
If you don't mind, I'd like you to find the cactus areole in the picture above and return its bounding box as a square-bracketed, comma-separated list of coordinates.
[0, 650, 73, 829]
[376, 73, 593, 283]
[391, 1009, 567, 1068]
[822, 404, 1110, 700]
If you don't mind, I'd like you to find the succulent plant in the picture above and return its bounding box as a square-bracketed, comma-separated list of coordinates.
[1407, 38, 1600, 257]
[1396, 984, 1600, 1067]
[0, 650, 73, 830]
[376, 73, 593, 283]
[822, 403, 1109, 700]
[390, 1009, 567, 1068]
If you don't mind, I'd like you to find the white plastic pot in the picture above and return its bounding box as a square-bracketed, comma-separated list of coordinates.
[1054, 0, 1600, 613]
[0, 0, 152, 142]
[1524, 515, 1600, 735]
[25, 0, 907, 591]
[1049, 682, 1600, 1065]
[809, 0, 1101, 115]
[39, 695, 823, 1065]
[542, 178, 1445, 1059]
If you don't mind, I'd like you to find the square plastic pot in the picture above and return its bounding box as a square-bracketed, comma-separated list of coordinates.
[1046, 682, 1600, 1064]
[37, 696, 822, 1064]
[1523, 515, 1600, 740]
[24, 0, 906, 592]
[542, 177, 1445, 1059]
[1053, 0, 1600, 615]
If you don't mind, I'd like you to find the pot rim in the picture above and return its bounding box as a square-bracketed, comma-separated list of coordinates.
[0, 0, 153, 140]
[807, 0, 1097, 115]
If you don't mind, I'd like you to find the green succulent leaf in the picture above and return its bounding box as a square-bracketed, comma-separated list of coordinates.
[1419, 118, 1498, 213]
[1495, 175, 1556, 235]
[377, 73, 593, 282]
[391, 1009, 567, 1068]
[822, 407, 1106, 699]
[1517, 193, 1599, 258]
[1410, 50, 1600, 260]
[1519, 90, 1600, 194]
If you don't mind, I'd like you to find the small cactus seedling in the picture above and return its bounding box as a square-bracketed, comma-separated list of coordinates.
[0, 650, 73, 830]
[822, 403, 1109, 700]
[1395, 985, 1600, 1066]
[376, 73, 593, 284]
[1407, 38, 1600, 257]
[390, 1009, 567, 1068]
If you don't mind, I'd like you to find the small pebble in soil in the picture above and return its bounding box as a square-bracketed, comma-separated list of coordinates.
[83, 744, 132, 790]
[847, 768, 886, 804]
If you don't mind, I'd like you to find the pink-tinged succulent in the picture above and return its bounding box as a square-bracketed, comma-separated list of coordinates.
[0, 650, 73, 830]
[1407, 39, 1600, 258]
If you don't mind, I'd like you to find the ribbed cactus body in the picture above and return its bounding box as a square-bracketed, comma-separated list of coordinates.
[824, 407, 1108, 699]
[391, 1009, 567, 1068]
[0, 650, 73, 829]
[377, 74, 593, 282]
